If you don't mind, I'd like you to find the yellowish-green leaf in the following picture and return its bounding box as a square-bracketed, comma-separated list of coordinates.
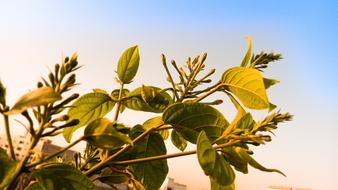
[7, 87, 61, 115]
[84, 118, 132, 149]
[142, 116, 165, 130]
[240, 36, 252, 67]
[63, 92, 115, 142]
[143, 116, 169, 140]
[221, 67, 269, 109]
[123, 86, 173, 113]
[221, 92, 246, 138]
[117, 46, 140, 84]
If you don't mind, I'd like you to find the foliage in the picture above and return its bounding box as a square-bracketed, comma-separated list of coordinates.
[0, 37, 292, 190]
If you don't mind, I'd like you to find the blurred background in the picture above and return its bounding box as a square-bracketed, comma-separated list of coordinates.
[0, 1, 337, 189]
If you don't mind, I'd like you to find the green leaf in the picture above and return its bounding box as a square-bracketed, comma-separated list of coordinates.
[123, 86, 173, 113]
[240, 36, 252, 67]
[98, 168, 130, 188]
[84, 118, 132, 149]
[171, 130, 187, 151]
[7, 87, 61, 115]
[222, 147, 248, 174]
[234, 147, 286, 176]
[32, 163, 96, 190]
[63, 92, 115, 142]
[234, 113, 255, 131]
[209, 153, 235, 186]
[0, 148, 18, 189]
[263, 78, 279, 89]
[210, 178, 235, 190]
[129, 128, 168, 190]
[25, 182, 43, 190]
[143, 116, 169, 140]
[117, 46, 140, 84]
[197, 131, 216, 175]
[221, 67, 269, 109]
[163, 102, 228, 143]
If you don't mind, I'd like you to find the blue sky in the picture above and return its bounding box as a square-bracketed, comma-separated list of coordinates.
[0, 1, 337, 189]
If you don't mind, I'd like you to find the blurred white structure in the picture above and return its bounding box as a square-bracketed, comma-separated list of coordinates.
[0, 134, 75, 162]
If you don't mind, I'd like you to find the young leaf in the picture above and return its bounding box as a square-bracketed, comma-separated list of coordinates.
[32, 163, 96, 190]
[0, 148, 18, 189]
[240, 36, 252, 67]
[7, 87, 61, 115]
[123, 86, 173, 113]
[129, 128, 168, 190]
[221, 67, 269, 109]
[233, 113, 255, 131]
[234, 147, 286, 176]
[263, 78, 279, 89]
[163, 102, 229, 143]
[117, 46, 140, 84]
[197, 131, 216, 175]
[63, 92, 115, 142]
[84, 118, 132, 149]
[221, 92, 246, 138]
[171, 129, 187, 151]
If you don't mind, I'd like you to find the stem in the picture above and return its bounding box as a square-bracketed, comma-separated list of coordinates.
[3, 113, 16, 160]
[193, 84, 223, 103]
[161, 54, 179, 100]
[27, 137, 84, 168]
[85, 124, 164, 176]
[190, 69, 215, 89]
[111, 141, 239, 165]
[113, 83, 124, 121]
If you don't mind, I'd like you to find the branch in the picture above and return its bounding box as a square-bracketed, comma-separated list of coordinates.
[113, 83, 124, 121]
[111, 140, 240, 165]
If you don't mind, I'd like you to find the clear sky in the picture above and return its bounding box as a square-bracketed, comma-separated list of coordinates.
[0, 1, 337, 189]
